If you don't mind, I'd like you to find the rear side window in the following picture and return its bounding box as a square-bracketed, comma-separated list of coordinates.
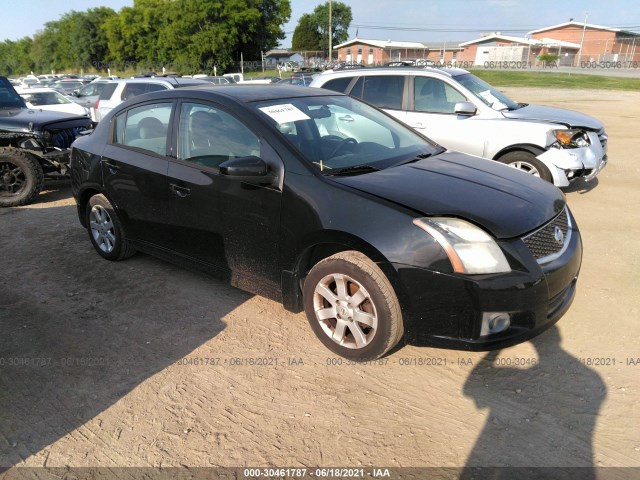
[361, 76, 404, 110]
[113, 102, 173, 155]
[121, 83, 168, 101]
[321, 77, 353, 93]
[98, 83, 117, 100]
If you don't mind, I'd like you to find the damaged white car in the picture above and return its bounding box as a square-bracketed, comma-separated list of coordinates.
[310, 67, 607, 187]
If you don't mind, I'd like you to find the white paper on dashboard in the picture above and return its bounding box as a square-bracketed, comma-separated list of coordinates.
[259, 104, 310, 124]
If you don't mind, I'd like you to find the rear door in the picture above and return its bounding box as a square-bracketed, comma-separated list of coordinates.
[101, 101, 174, 245]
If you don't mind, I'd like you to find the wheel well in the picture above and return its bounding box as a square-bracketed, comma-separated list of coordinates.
[77, 188, 102, 227]
[283, 236, 409, 314]
[296, 240, 387, 284]
[493, 144, 546, 160]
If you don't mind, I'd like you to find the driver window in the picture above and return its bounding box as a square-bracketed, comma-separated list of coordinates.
[414, 77, 466, 113]
[178, 103, 260, 169]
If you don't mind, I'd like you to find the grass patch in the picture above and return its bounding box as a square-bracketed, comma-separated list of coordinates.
[470, 70, 640, 91]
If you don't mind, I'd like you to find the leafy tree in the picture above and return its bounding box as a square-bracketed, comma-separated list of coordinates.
[235, 0, 292, 61]
[311, 1, 352, 54]
[292, 14, 321, 50]
[104, 0, 172, 70]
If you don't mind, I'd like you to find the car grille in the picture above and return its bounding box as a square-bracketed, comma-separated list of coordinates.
[522, 208, 571, 264]
[45, 126, 89, 149]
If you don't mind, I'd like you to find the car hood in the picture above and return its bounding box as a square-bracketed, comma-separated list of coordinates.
[0, 107, 89, 131]
[502, 104, 603, 130]
[333, 151, 566, 239]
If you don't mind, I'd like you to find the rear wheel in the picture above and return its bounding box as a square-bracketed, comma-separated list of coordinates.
[303, 251, 403, 361]
[498, 151, 553, 183]
[86, 194, 136, 261]
[0, 148, 44, 207]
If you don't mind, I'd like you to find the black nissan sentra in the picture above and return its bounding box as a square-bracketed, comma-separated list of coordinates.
[70, 85, 582, 361]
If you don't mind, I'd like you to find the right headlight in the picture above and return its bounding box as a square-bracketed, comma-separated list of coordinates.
[413, 217, 511, 274]
[552, 129, 590, 148]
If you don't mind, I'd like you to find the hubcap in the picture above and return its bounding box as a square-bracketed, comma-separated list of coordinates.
[313, 273, 378, 349]
[89, 205, 116, 253]
[0, 162, 25, 194]
[509, 161, 540, 177]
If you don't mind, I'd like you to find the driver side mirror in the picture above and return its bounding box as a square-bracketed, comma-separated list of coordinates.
[219, 156, 277, 186]
[454, 101, 477, 116]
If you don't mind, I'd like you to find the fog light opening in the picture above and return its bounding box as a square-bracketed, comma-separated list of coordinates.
[480, 312, 511, 337]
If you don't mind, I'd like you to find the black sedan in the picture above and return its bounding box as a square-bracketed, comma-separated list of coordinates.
[70, 85, 582, 361]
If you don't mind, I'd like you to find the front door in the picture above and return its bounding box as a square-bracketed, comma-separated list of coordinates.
[166, 101, 283, 294]
[402, 76, 486, 157]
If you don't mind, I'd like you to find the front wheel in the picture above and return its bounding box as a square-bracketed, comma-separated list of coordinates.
[86, 194, 136, 261]
[0, 148, 44, 207]
[303, 251, 404, 361]
[498, 151, 553, 183]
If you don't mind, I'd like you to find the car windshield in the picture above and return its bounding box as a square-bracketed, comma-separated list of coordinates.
[454, 73, 520, 111]
[21, 91, 72, 106]
[253, 94, 439, 174]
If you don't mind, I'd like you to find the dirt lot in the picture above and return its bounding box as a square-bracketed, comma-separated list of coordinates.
[1, 88, 639, 475]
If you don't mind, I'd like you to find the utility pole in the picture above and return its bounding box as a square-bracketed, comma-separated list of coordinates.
[578, 12, 589, 65]
[328, 0, 333, 63]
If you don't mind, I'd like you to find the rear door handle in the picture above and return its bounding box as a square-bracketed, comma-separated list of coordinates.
[410, 123, 426, 129]
[169, 183, 191, 198]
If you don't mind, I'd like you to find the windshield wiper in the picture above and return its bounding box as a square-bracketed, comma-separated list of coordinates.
[326, 164, 379, 176]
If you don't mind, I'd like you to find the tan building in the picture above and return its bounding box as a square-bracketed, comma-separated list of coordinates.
[458, 33, 580, 66]
[528, 21, 640, 65]
[333, 38, 462, 65]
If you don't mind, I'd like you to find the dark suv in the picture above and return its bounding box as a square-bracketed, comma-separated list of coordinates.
[0, 76, 93, 207]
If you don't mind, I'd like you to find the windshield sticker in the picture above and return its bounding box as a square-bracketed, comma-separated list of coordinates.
[259, 104, 310, 124]
[478, 90, 507, 110]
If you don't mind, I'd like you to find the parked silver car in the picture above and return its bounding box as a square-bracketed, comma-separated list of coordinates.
[311, 67, 608, 187]
[70, 79, 112, 121]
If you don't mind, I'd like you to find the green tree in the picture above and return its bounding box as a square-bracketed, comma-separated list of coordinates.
[235, 0, 292, 61]
[104, 0, 172, 70]
[311, 1, 352, 55]
[292, 13, 321, 50]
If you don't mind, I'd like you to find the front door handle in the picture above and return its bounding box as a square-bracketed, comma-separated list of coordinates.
[338, 115, 355, 122]
[169, 183, 191, 198]
[410, 123, 426, 130]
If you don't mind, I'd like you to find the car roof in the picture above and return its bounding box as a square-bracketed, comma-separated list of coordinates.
[318, 66, 469, 79]
[104, 77, 211, 86]
[137, 84, 342, 104]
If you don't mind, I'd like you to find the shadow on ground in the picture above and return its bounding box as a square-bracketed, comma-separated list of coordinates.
[0, 203, 251, 466]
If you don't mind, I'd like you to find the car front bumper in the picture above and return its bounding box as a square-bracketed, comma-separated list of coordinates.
[537, 130, 608, 187]
[392, 220, 582, 350]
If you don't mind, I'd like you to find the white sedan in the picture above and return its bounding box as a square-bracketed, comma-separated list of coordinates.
[16, 87, 90, 117]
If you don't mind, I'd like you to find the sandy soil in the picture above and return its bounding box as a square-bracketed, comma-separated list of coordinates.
[1, 88, 638, 474]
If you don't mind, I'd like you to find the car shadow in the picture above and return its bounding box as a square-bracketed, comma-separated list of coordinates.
[459, 326, 606, 479]
[561, 177, 599, 195]
[0, 203, 251, 467]
[32, 177, 73, 205]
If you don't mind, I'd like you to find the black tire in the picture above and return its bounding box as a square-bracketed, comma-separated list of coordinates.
[86, 194, 136, 261]
[303, 251, 404, 361]
[498, 151, 553, 183]
[0, 148, 45, 207]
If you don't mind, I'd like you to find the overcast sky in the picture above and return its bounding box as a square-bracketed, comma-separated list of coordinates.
[2, 0, 639, 47]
